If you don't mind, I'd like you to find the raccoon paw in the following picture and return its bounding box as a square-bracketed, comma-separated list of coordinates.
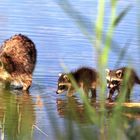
[67, 92, 74, 97]
[106, 98, 114, 103]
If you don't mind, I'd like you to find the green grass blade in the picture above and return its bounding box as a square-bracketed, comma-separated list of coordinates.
[114, 37, 133, 68]
[113, 5, 132, 27]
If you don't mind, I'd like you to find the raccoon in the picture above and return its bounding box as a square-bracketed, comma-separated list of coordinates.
[0, 34, 36, 90]
[56, 67, 98, 98]
[106, 67, 140, 101]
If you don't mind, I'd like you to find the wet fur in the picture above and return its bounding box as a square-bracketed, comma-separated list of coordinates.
[56, 67, 98, 98]
[106, 67, 140, 101]
[0, 34, 36, 90]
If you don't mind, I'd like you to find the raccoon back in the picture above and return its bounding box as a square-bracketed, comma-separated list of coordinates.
[115, 67, 140, 85]
[72, 67, 98, 83]
[122, 67, 140, 84]
[0, 34, 37, 75]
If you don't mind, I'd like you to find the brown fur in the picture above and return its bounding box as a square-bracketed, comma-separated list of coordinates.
[56, 67, 99, 98]
[0, 34, 36, 90]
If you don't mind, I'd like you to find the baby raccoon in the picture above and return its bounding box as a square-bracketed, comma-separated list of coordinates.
[56, 67, 98, 97]
[106, 67, 140, 101]
[0, 34, 36, 90]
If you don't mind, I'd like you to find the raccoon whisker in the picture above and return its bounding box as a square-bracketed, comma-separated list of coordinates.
[59, 83, 71, 86]
[106, 76, 123, 82]
[111, 78, 123, 82]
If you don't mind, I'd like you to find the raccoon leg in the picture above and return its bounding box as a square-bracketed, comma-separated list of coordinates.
[20, 74, 32, 91]
[114, 87, 120, 100]
[107, 88, 116, 102]
[91, 88, 96, 98]
[67, 92, 74, 97]
[116, 87, 131, 102]
[22, 80, 32, 91]
[125, 88, 131, 102]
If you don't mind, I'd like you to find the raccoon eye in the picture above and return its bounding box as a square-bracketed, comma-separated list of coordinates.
[59, 85, 66, 90]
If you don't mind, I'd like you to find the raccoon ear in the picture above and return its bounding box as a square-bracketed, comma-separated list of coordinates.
[58, 73, 62, 77]
[63, 74, 69, 80]
[116, 70, 122, 78]
[105, 69, 110, 75]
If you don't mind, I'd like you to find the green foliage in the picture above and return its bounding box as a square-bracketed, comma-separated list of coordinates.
[113, 5, 131, 27]
[0, 91, 35, 140]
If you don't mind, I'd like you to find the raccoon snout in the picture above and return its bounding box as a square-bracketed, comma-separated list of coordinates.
[107, 84, 110, 88]
[107, 84, 114, 88]
[56, 90, 62, 94]
[107, 85, 110, 88]
[107, 84, 113, 88]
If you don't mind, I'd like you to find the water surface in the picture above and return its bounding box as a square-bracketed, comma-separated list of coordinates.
[0, 0, 139, 140]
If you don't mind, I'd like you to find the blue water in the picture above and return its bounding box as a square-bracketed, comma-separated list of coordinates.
[0, 0, 139, 140]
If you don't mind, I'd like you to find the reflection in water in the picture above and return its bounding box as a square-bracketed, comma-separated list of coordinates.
[57, 97, 84, 122]
[56, 96, 140, 139]
[0, 89, 35, 140]
[56, 96, 140, 122]
[56, 96, 98, 123]
[126, 118, 140, 139]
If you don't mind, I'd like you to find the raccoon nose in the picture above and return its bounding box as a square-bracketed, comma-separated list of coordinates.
[56, 91, 59, 94]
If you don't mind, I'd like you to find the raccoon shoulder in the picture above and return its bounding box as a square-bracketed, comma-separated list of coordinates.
[120, 67, 135, 77]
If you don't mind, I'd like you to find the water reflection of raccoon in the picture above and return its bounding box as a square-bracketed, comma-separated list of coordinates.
[0, 34, 36, 90]
[56, 67, 98, 98]
[106, 67, 140, 102]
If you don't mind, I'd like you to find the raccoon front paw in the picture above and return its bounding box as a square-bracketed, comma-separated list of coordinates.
[67, 92, 74, 97]
[106, 98, 114, 103]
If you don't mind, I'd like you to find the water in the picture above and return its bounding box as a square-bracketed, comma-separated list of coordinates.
[0, 0, 139, 140]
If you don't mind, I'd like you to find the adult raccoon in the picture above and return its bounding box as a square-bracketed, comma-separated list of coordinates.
[56, 67, 98, 98]
[106, 67, 140, 101]
[0, 34, 36, 91]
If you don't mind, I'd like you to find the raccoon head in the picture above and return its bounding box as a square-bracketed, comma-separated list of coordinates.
[56, 73, 71, 94]
[106, 69, 123, 89]
[0, 60, 11, 80]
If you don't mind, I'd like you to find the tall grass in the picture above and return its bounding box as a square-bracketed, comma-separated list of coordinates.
[0, 90, 35, 140]
[49, 0, 138, 140]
